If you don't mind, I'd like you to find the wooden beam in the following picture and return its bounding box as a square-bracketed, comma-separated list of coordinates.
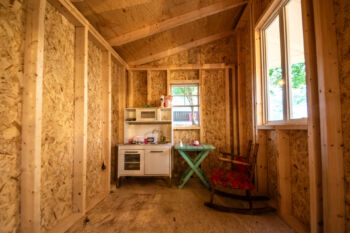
[170, 80, 200, 85]
[129, 31, 235, 66]
[21, 0, 46, 232]
[127, 71, 134, 108]
[108, 0, 247, 46]
[312, 0, 345, 232]
[147, 70, 152, 105]
[102, 51, 112, 194]
[129, 63, 234, 71]
[276, 130, 291, 218]
[253, 16, 263, 126]
[232, 66, 238, 155]
[249, 2, 257, 144]
[72, 26, 88, 214]
[225, 68, 231, 152]
[301, 0, 323, 232]
[255, 0, 284, 29]
[118, 67, 127, 144]
[199, 69, 204, 143]
[46, 213, 82, 233]
[236, 32, 246, 155]
[166, 69, 171, 95]
[232, 3, 247, 30]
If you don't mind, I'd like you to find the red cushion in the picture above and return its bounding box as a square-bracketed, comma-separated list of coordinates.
[210, 167, 254, 191]
[233, 157, 248, 173]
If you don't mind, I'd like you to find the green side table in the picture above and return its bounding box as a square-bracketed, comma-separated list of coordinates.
[175, 144, 215, 189]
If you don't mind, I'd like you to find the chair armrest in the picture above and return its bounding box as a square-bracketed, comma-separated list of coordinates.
[218, 156, 251, 166]
[218, 156, 233, 163]
[219, 151, 248, 160]
[231, 160, 250, 166]
[220, 151, 232, 157]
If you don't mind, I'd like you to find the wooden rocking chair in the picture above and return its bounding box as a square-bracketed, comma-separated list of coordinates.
[204, 141, 275, 215]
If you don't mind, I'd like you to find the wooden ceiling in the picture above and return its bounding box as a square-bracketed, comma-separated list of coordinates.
[72, 0, 247, 65]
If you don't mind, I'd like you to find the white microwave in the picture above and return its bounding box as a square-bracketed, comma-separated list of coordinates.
[136, 108, 157, 121]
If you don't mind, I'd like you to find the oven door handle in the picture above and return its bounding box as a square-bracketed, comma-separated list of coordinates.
[150, 151, 165, 153]
[125, 151, 140, 154]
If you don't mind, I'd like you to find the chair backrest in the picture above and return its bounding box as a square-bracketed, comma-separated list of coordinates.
[245, 140, 253, 161]
[248, 143, 259, 184]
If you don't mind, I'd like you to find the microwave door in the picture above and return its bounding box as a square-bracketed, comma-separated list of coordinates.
[137, 109, 157, 121]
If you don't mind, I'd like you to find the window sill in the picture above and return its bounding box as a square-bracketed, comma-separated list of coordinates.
[257, 124, 307, 130]
[173, 126, 201, 130]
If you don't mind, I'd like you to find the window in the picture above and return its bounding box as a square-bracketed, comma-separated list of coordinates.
[171, 84, 199, 126]
[261, 0, 307, 123]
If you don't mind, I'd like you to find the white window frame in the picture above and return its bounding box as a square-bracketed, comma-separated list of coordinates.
[260, 0, 307, 125]
[171, 83, 200, 127]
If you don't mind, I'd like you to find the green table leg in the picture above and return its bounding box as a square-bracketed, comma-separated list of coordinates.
[179, 152, 202, 182]
[178, 150, 211, 189]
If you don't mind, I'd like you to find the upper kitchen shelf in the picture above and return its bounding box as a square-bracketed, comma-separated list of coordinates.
[125, 107, 172, 124]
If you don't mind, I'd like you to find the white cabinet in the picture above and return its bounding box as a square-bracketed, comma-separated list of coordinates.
[117, 144, 172, 184]
[145, 148, 170, 175]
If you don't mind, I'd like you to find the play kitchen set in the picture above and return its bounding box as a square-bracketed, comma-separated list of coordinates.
[116, 95, 208, 187]
[116, 99, 173, 186]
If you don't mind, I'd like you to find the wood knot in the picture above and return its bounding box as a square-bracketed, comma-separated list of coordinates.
[84, 217, 90, 226]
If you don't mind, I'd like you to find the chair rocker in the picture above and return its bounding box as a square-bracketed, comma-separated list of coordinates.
[204, 141, 275, 215]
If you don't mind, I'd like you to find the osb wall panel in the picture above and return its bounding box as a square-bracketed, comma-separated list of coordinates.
[289, 130, 310, 227]
[130, 71, 147, 107]
[144, 37, 236, 66]
[173, 129, 200, 178]
[148, 71, 167, 107]
[334, 0, 350, 230]
[266, 130, 278, 201]
[87, 40, 104, 206]
[41, 3, 75, 231]
[201, 70, 228, 175]
[199, 36, 236, 65]
[170, 70, 199, 81]
[0, 1, 25, 232]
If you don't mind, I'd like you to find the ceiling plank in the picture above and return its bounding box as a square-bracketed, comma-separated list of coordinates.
[129, 30, 235, 66]
[108, 0, 247, 46]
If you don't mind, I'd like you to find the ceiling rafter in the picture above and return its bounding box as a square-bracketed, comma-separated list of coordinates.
[108, 0, 247, 46]
[129, 30, 235, 66]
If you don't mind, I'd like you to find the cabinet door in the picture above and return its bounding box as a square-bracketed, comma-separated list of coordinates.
[118, 150, 144, 176]
[145, 149, 170, 175]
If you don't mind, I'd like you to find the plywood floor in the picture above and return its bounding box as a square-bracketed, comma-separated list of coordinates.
[67, 178, 295, 233]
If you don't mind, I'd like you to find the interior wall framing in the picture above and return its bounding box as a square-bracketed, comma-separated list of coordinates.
[312, 0, 346, 232]
[18, 0, 127, 232]
[252, 0, 319, 233]
[1, 0, 27, 232]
